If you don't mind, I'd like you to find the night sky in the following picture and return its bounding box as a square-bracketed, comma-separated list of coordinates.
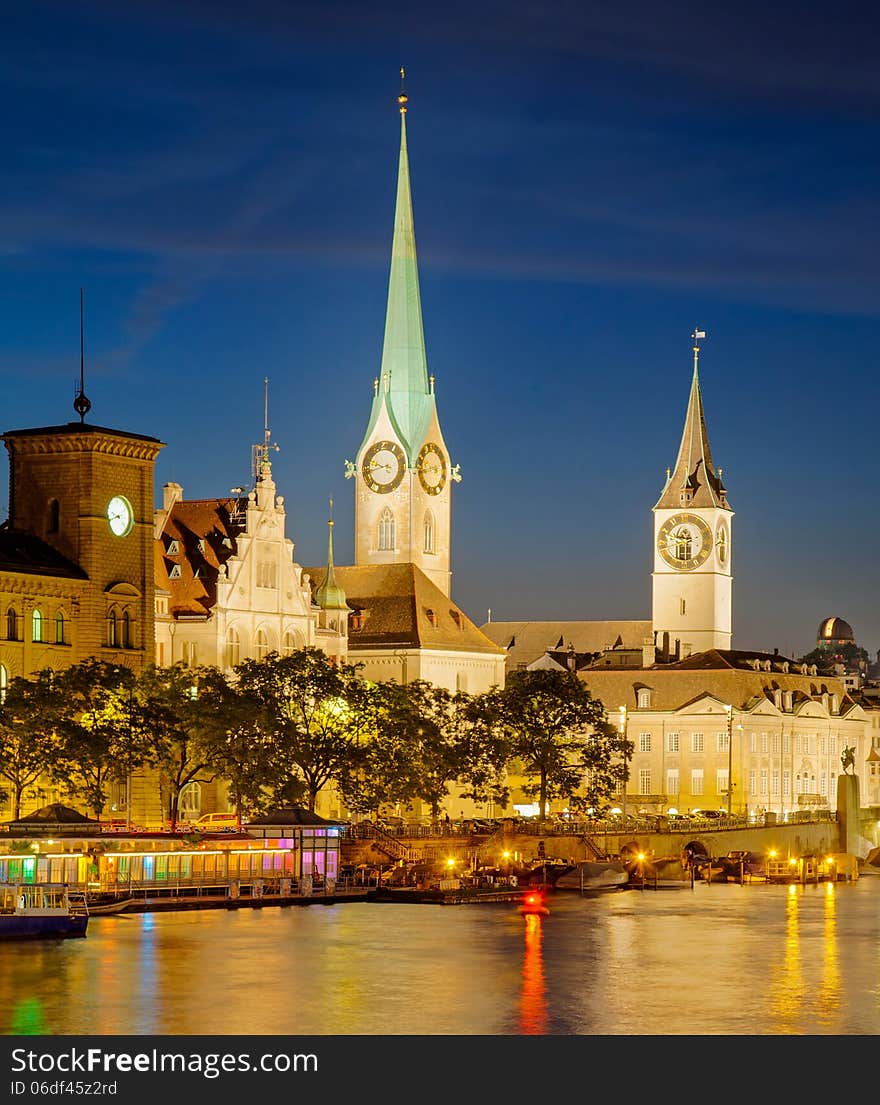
[2, 2, 879, 658]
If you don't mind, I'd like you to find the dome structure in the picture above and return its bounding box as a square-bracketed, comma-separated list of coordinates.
[816, 617, 855, 648]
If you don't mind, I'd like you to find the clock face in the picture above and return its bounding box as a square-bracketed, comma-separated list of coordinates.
[361, 440, 406, 494]
[107, 495, 134, 537]
[656, 512, 713, 571]
[417, 442, 447, 496]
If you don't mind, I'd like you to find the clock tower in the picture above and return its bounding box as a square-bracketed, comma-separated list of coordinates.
[652, 331, 733, 656]
[346, 74, 459, 597]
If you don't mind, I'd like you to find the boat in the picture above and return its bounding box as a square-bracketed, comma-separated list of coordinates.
[554, 860, 629, 891]
[518, 890, 550, 915]
[0, 884, 89, 939]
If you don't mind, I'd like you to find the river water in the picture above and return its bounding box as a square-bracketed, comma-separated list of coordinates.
[3, 876, 880, 1036]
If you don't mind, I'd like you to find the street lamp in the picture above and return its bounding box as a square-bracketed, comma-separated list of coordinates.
[618, 705, 629, 825]
[724, 704, 743, 817]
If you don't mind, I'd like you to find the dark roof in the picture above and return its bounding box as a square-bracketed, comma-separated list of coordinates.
[0, 527, 88, 579]
[3, 422, 162, 445]
[155, 497, 244, 616]
[246, 807, 345, 827]
[8, 803, 99, 826]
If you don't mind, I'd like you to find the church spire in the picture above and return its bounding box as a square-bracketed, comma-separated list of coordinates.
[655, 329, 729, 510]
[315, 498, 349, 612]
[377, 66, 431, 455]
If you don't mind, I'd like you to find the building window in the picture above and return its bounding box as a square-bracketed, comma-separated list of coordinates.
[169, 565, 181, 579]
[167, 539, 180, 554]
[638, 732, 651, 753]
[716, 730, 729, 753]
[783, 770, 791, 797]
[456, 672, 468, 693]
[424, 511, 435, 554]
[830, 735, 837, 756]
[282, 631, 300, 655]
[749, 769, 757, 797]
[55, 611, 65, 645]
[691, 731, 704, 753]
[0, 664, 6, 703]
[820, 772, 827, 797]
[749, 731, 757, 753]
[638, 768, 651, 795]
[691, 769, 704, 796]
[6, 608, 18, 641]
[425, 608, 439, 628]
[666, 769, 679, 796]
[32, 608, 44, 643]
[783, 733, 791, 755]
[716, 768, 729, 796]
[226, 627, 240, 668]
[378, 508, 395, 551]
[107, 610, 118, 648]
[255, 628, 269, 660]
[679, 598, 686, 616]
[771, 733, 780, 754]
[257, 561, 277, 588]
[772, 770, 780, 796]
[759, 732, 767, 754]
[637, 688, 652, 708]
[179, 781, 202, 820]
[48, 498, 60, 534]
[667, 731, 679, 753]
[760, 768, 768, 796]
[122, 610, 132, 649]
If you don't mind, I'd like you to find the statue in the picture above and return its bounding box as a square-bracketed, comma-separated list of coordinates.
[841, 746, 856, 775]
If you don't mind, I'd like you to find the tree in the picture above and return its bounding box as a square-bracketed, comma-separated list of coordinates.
[53, 659, 163, 819]
[0, 670, 65, 819]
[235, 648, 373, 814]
[484, 668, 630, 818]
[139, 663, 222, 831]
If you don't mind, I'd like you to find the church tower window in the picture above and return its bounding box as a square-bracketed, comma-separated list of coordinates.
[424, 511, 435, 554]
[48, 498, 60, 534]
[378, 509, 396, 551]
[55, 611, 65, 645]
[255, 628, 269, 660]
[122, 610, 132, 649]
[0, 664, 6, 703]
[107, 609, 118, 647]
[32, 608, 44, 643]
[6, 608, 17, 641]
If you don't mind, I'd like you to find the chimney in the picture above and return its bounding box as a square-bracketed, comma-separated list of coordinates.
[642, 637, 655, 668]
[163, 482, 183, 511]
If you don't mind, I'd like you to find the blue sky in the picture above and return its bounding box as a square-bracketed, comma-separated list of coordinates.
[2, 1, 879, 658]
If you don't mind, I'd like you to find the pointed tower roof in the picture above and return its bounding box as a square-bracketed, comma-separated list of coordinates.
[315, 508, 349, 612]
[655, 331, 730, 511]
[358, 71, 435, 461]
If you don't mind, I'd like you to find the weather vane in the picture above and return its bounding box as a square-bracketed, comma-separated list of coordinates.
[398, 66, 408, 113]
[73, 287, 91, 423]
[691, 327, 707, 373]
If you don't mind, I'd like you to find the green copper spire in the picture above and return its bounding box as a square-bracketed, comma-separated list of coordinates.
[315, 503, 349, 612]
[376, 70, 433, 457]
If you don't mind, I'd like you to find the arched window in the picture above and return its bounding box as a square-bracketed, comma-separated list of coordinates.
[31, 608, 44, 643]
[107, 609, 118, 648]
[0, 665, 7, 703]
[48, 498, 60, 534]
[179, 781, 202, 820]
[122, 610, 132, 649]
[226, 627, 240, 669]
[55, 611, 65, 645]
[255, 628, 269, 660]
[6, 608, 18, 641]
[283, 631, 301, 656]
[378, 508, 395, 551]
[424, 511, 435, 554]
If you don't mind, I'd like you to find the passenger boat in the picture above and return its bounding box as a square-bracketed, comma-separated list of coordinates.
[0, 884, 89, 939]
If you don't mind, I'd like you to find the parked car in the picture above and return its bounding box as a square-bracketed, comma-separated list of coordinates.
[194, 812, 241, 831]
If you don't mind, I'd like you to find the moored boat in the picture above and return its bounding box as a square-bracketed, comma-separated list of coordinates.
[0, 884, 89, 939]
[554, 860, 629, 891]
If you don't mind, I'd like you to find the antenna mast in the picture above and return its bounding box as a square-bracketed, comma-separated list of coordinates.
[251, 376, 280, 485]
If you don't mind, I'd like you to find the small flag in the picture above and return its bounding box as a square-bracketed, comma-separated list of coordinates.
[693, 329, 706, 339]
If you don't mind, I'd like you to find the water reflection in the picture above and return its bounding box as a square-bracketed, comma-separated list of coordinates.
[2, 880, 880, 1035]
[518, 913, 547, 1034]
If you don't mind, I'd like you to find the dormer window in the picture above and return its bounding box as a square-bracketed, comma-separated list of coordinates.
[167, 539, 180, 555]
[450, 610, 463, 629]
[637, 688, 652, 709]
[425, 608, 438, 628]
[169, 565, 181, 579]
[350, 613, 364, 631]
[197, 538, 205, 553]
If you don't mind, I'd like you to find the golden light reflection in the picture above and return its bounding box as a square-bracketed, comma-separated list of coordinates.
[817, 882, 841, 1026]
[518, 912, 547, 1034]
[769, 885, 805, 1030]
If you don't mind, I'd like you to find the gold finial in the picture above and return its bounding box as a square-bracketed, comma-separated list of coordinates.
[429, 373, 435, 393]
[691, 327, 706, 373]
[329, 495, 334, 526]
[398, 66, 408, 113]
[373, 376, 379, 395]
